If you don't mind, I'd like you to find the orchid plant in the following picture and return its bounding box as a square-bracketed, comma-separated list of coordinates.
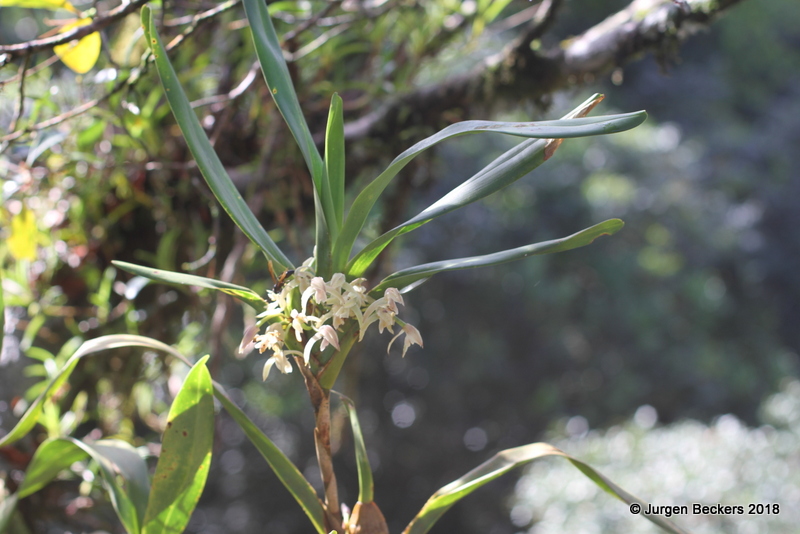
[0, 3, 692, 534]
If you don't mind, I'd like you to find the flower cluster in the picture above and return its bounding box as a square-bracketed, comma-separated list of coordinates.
[241, 258, 423, 379]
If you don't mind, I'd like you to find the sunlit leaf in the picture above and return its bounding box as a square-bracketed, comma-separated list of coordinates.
[325, 93, 346, 243]
[143, 356, 214, 534]
[112, 260, 265, 310]
[403, 442, 690, 534]
[0, 0, 77, 12]
[54, 18, 101, 74]
[8, 208, 38, 261]
[373, 220, 624, 293]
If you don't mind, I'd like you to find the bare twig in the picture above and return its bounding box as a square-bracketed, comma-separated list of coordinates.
[8, 54, 32, 134]
[0, 0, 148, 59]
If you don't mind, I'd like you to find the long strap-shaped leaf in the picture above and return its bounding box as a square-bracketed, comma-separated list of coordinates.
[333, 97, 645, 272]
[112, 260, 265, 310]
[373, 219, 624, 293]
[241, 0, 337, 244]
[141, 6, 293, 271]
[0, 334, 328, 534]
[346, 102, 646, 276]
[335, 393, 374, 503]
[213, 382, 328, 533]
[403, 442, 690, 534]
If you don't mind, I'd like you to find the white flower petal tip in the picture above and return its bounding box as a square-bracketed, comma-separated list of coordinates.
[318, 325, 341, 350]
[239, 324, 259, 357]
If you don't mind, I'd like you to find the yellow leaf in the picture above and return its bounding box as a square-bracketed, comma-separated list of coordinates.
[0, 0, 78, 12]
[54, 18, 101, 74]
[8, 208, 38, 261]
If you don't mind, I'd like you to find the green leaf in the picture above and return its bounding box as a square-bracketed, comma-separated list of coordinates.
[241, 0, 337, 248]
[337, 394, 374, 503]
[0, 494, 18, 534]
[325, 93, 346, 243]
[0, 335, 190, 449]
[334, 101, 645, 272]
[112, 260, 265, 310]
[143, 356, 214, 534]
[373, 220, 624, 293]
[18, 438, 149, 534]
[17, 438, 89, 498]
[0, 332, 325, 534]
[141, 6, 293, 271]
[213, 383, 328, 534]
[0, 0, 77, 11]
[402, 442, 690, 534]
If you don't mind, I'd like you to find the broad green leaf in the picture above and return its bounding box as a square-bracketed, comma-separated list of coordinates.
[403, 442, 689, 534]
[0, 335, 189, 449]
[373, 220, 624, 293]
[334, 102, 645, 272]
[143, 356, 214, 534]
[17, 438, 88, 498]
[112, 260, 265, 310]
[53, 18, 101, 74]
[338, 394, 374, 503]
[91, 439, 151, 525]
[325, 93, 346, 243]
[241, 0, 337, 247]
[141, 6, 293, 272]
[18, 438, 148, 534]
[0, 0, 77, 11]
[213, 383, 328, 534]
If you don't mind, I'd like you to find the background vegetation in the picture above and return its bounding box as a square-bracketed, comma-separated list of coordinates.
[1, 0, 798, 533]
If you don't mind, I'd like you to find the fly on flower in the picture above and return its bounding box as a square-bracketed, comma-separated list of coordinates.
[268, 260, 295, 293]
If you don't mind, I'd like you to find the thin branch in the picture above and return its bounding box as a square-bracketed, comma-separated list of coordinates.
[8, 53, 32, 134]
[0, 0, 148, 59]
[165, 0, 241, 50]
[190, 61, 259, 109]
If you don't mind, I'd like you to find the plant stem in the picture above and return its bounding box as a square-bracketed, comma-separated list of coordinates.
[298, 359, 342, 531]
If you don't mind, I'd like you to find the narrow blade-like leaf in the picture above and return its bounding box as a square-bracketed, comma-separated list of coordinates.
[141, 6, 292, 271]
[337, 394, 374, 503]
[143, 356, 214, 534]
[241, 0, 337, 247]
[334, 96, 645, 271]
[373, 220, 624, 294]
[403, 442, 689, 534]
[325, 93, 346, 243]
[112, 260, 265, 310]
[214, 382, 328, 534]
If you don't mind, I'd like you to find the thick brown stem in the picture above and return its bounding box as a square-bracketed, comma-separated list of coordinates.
[298, 360, 343, 532]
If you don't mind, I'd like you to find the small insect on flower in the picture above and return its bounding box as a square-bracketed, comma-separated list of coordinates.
[268, 260, 295, 293]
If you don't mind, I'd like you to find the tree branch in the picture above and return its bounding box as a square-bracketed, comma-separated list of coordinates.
[0, 0, 148, 59]
[343, 0, 747, 142]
